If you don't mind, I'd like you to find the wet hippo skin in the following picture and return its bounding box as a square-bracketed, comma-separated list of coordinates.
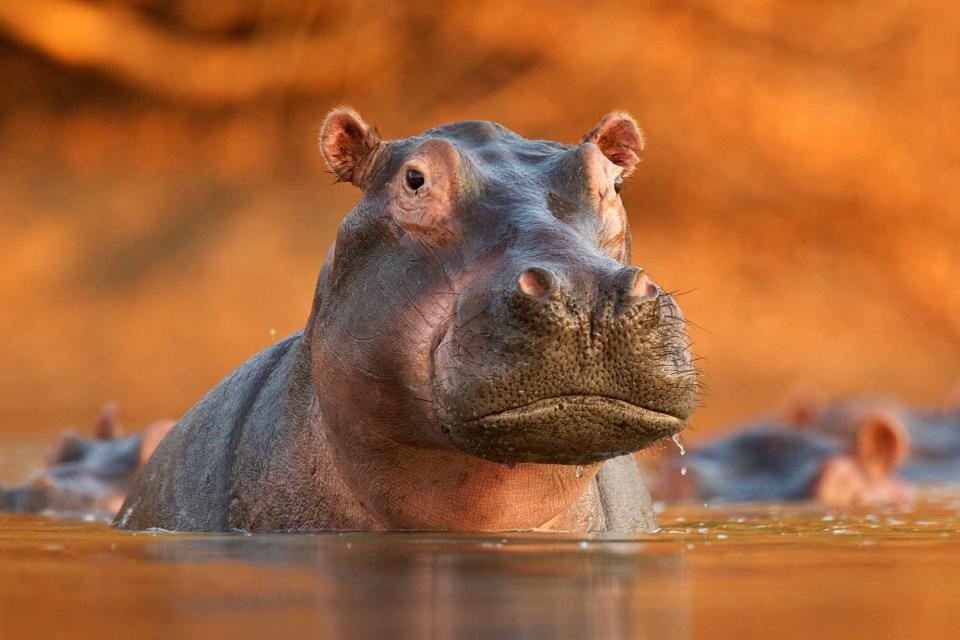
[115, 109, 698, 533]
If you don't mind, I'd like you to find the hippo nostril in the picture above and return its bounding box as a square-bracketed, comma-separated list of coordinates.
[518, 267, 558, 298]
[616, 267, 658, 303]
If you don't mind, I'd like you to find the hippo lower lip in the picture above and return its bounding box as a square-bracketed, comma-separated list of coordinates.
[475, 395, 684, 426]
[451, 394, 687, 465]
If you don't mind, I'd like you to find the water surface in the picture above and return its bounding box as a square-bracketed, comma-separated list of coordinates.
[1, 496, 958, 639]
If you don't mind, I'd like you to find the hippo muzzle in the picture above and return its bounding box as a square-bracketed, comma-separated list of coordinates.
[434, 252, 696, 465]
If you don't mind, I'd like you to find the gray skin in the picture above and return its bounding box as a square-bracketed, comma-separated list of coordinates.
[115, 109, 698, 533]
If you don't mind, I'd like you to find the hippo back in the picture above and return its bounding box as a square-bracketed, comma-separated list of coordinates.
[115, 334, 302, 530]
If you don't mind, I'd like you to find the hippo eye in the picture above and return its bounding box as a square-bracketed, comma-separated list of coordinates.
[406, 169, 425, 191]
[614, 176, 624, 195]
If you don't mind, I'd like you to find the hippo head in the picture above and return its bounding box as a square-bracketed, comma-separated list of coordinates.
[310, 109, 698, 469]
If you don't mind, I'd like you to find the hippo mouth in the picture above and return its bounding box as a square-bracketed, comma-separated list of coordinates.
[476, 395, 683, 427]
[448, 394, 687, 465]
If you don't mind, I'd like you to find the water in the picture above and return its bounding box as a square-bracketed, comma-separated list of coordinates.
[672, 433, 686, 456]
[2, 494, 958, 639]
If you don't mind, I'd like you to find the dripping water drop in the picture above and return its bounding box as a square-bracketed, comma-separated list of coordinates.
[672, 433, 686, 456]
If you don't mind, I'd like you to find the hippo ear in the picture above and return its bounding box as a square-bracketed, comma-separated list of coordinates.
[854, 413, 909, 479]
[943, 380, 960, 411]
[319, 108, 382, 187]
[582, 112, 645, 176]
[778, 386, 825, 428]
[139, 419, 176, 465]
[93, 403, 120, 440]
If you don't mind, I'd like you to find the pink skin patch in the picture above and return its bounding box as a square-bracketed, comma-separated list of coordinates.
[580, 144, 628, 253]
[518, 268, 554, 297]
[388, 139, 461, 243]
[627, 271, 656, 300]
[814, 455, 913, 507]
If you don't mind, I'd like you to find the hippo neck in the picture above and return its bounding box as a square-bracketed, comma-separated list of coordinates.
[244, 327, 653, 532]
[290, 351, 600, 531]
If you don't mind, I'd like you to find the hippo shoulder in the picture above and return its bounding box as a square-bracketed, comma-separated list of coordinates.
[114, 333, 303, 531]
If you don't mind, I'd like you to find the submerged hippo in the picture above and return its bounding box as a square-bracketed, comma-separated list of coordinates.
[647, 391, 959, 507]
[115, 109, 698, 533]
[648, 416, 911, 507]
[0, 405, 173, 519]
[806, 391, 960, 485]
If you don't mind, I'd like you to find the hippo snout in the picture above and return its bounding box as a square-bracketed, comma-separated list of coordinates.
[516, 265, 658, 308]
[434, 260, 698, 465]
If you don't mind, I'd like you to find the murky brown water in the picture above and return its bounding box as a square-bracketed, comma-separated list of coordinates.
[1, 495, 958, 639]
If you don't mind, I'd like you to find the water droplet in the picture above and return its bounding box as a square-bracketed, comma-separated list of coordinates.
[671, 434, 686, 456]
[575, 465, 584, 479]
[680, 465, 687, 476]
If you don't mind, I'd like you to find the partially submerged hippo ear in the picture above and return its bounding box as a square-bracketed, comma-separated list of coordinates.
[854, 413, 909, 480]
[582, 112, 645, 175]
[139, 419, 176, 465]
[93, 403, 120, 440]
[943, 380, 960, 411]
[778, 387, 825, 428]
[319, 107, 382, 187]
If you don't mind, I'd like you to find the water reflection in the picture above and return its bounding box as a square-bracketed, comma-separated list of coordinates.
[2, 498, 959, 639]
[144, 533, 690, 638]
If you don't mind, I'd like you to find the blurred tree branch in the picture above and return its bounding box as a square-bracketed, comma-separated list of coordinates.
[0, 0, 392, 105]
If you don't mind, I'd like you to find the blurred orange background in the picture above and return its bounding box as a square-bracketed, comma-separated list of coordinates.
[1, 0, 958, 447]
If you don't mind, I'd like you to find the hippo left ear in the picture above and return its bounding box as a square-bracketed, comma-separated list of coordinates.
[582, 112, 645, 176]
[778, 386, 825, 428]
[93, 403, 120, 440]
[319, 107, 383, 187]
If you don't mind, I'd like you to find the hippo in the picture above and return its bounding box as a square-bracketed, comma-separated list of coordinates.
[802, 391, 960, 485]
[646, 386, 960, 506]
[115, 109, 698, 533]
[0, 405, 174, 519]
[648, 416, 911, 507]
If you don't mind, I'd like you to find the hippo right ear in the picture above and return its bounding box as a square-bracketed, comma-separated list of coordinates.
[319, 108, 383, 187]
[582, 112, 645, 176]
[854, 413, 909, 480]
